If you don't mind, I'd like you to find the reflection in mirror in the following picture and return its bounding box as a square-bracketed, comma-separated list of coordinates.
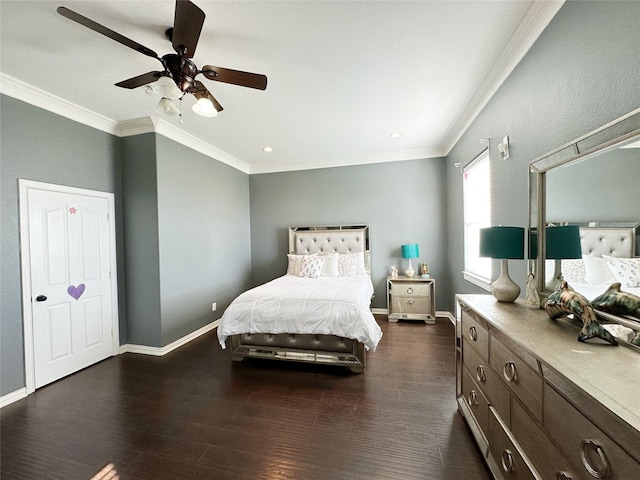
[529, 108, 640, 350]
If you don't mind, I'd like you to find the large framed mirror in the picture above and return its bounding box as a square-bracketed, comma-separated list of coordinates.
[529, 107, 640, 349]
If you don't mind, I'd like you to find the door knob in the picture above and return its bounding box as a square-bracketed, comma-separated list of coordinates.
[35, 295, 47, 302]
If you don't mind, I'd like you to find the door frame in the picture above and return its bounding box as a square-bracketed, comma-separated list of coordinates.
[19, 179, 120, 394]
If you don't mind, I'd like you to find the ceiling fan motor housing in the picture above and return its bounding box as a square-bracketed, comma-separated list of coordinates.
[163, 54, 199, 93]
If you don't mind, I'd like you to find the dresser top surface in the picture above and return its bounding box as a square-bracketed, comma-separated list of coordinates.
[456, 294, 640, 433]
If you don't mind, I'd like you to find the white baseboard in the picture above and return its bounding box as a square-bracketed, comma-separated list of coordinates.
[0, 387, 28, 408]
[120, 319, 220, 356]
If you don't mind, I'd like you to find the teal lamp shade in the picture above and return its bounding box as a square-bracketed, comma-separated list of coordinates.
[479, 227, 525, 259]
[401, 244, 420, 259]
[546, 225, 582, 259]
[400, 243, 419, 278]
[479, 226, 524, 303]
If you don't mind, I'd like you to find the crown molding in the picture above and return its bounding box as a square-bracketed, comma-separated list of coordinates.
[249, 146, 446, 174]
[442, 0, 565, 154]
[0, 73, 119, 134]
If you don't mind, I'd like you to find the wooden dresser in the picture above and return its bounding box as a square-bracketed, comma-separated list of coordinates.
[456, 294, 640, 480]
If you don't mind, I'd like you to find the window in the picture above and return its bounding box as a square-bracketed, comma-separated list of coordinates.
[463, 149, 491, 288]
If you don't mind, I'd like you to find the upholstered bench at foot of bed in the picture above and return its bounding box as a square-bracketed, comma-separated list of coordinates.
[230, 333, 366, 373]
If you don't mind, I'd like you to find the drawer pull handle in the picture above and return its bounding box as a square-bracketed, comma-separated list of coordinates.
[408, 300, 414, 306]
[476, 366, 486, 383]
[556, 472, 573, 480]
[501, 449, 514, 473]
[407, 287, 414, 294]
[469, 326, 478, 341]
[503, 361, 517, 382]
[580, 439, 609, 479]
[467, 390, 477, 406]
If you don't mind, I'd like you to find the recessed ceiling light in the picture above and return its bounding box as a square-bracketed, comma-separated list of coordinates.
[263, 146, 273, 153]
[390, 132, 402, 138]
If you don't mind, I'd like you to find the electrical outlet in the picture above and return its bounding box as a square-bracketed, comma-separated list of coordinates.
[212, 302, 216, 312]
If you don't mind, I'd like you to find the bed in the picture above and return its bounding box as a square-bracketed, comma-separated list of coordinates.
[551, 222, 640, 346]
[217, 225, 382, 373]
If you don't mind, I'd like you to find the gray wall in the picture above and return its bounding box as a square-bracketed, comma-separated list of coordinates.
[445, 0, 640, 312]
[249, 159, 448, 309]
[121, 134, 162, 347]
[546, 147, 639, 222]
[0, 95, 124, 395]
[155, 135, 251, 345]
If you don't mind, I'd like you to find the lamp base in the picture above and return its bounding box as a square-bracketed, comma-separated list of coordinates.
[405, 259, 416, 278]
[491, 259, 520, 303]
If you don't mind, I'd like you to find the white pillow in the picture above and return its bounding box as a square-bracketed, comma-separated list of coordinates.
[287, 254, 306, 276]
[561, 258, 586, 283]
[337, 253, 358, 276]
[583, 254, 616, 285]
[603, 255, 640, 288]
[299, 255, 325, 278]
[318, 253, 339, 277]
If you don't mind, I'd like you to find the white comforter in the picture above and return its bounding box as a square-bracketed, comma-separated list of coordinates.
[217, 274, 383, 351]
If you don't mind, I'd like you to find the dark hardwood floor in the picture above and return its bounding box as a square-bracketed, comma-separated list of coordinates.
[1, 316, 491, 480]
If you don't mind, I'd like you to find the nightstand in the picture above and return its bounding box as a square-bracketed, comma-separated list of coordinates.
[387, 275, 436, 324]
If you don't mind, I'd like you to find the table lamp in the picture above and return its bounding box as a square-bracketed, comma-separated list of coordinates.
[545, 224, 582, 291]
[479, 226, 525, 302]
[401, 243, 420, 278]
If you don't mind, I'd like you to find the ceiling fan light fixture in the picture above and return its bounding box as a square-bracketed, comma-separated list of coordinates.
[151, 76, 182, 99]
[192, 97, 218, 117]
[155, 97, 180, 116]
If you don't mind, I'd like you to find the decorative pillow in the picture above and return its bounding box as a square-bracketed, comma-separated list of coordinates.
[603, 255, 640, 288]
[318, 252, 339, 277]
[353, 251, 368, 275]
[337, 253, 358, 276]
[583, 254, 615, 285]
[561, 258, 586, 283]
[299, 255, 325, 278]
[287, 254, 307, 276]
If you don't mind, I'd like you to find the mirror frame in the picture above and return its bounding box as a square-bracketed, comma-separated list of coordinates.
[529, 106, 640, 295]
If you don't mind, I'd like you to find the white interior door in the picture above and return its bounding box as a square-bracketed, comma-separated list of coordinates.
[20, 181, 118, 390]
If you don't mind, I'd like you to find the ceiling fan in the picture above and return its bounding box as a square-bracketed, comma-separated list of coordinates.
[57, 0, 267, 118]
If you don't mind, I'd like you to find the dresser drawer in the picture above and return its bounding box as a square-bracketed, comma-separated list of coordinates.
[488, 407, 537, 480]
[461, 366, 490, 435]
[490, 335, 542, 422]
[461, 309, 489, 360]
[511, 397, 579, 480]
[391, 296, 430, 315]
[544, 386, 640, 480]
[463, 339, 511, 425]
[390, 282, 431, 297]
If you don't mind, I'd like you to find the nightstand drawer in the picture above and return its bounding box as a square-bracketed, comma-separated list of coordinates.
[391, 296, 429, 315]
[544, 386, 640, 480]
[461, 309, 489, 360]
[390, 282, 431, 297]
[488, 407, 537, 480]
[463, 339, 510, 425]
[490, 335, 542, 422]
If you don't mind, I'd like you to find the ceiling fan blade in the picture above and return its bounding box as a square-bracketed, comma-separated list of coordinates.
[201, 66, 268, 90]
[57, 6, 159, 60]
[193, 81, 223, 112]
[172, 0, 205, 58]
[115, 71, 164, 89]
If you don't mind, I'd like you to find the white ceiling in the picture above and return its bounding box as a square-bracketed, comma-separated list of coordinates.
[0, 1, 563, 173]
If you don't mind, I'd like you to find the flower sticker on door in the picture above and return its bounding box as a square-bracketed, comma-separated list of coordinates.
[67, 283, 85, 300]
[69, 207, 77, 214]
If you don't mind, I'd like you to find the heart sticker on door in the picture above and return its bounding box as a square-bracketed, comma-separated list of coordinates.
[67, 283, 85, 300]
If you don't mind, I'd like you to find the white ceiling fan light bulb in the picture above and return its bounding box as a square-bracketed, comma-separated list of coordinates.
[151, 76, 182, 99]
[192, 97, 218, 117]
[155, 97, 179, 116]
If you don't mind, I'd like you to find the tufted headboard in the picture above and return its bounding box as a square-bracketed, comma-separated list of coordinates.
[289, 225, 371, 273]
[576, 223, 639, 258]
